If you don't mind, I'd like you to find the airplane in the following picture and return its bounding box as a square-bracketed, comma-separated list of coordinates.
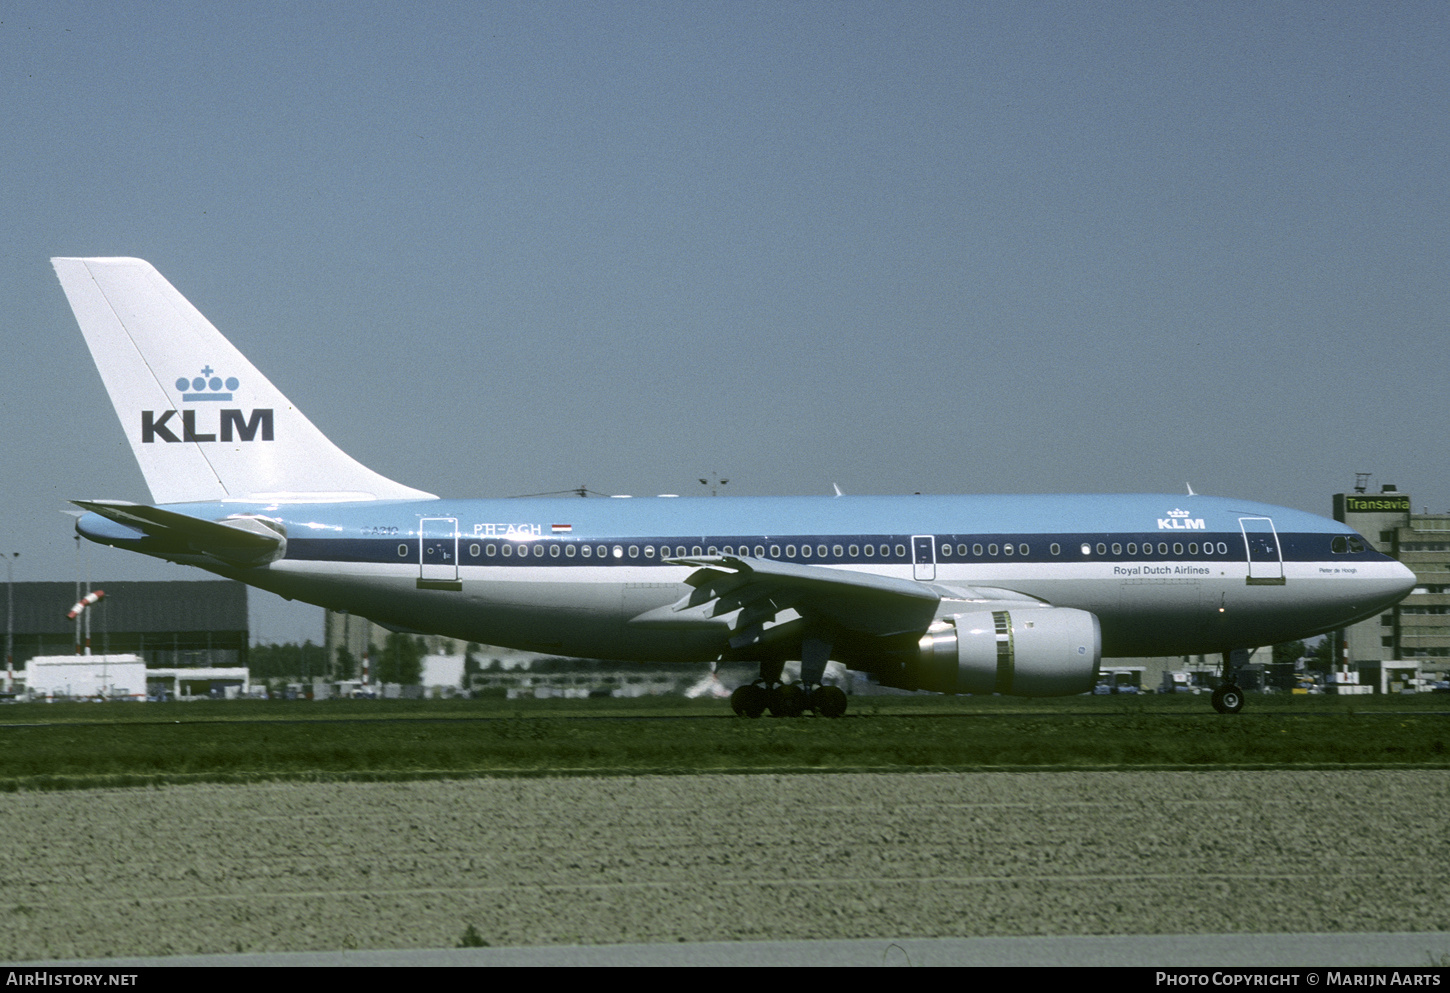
[52, 257, 1416, 717]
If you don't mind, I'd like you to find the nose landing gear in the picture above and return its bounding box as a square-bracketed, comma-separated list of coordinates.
[1212, 649, 1249, 714]
[1211, 682, 1244, 714]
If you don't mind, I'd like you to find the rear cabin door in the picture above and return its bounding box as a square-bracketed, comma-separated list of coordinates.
[912, 535, 936, 581]
[419, 517, 461, 589]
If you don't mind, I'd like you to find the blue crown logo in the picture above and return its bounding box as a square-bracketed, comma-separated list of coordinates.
[175, 365, 239, 402]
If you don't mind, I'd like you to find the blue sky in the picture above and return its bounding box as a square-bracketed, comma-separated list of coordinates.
[3, 1, 1446, 644]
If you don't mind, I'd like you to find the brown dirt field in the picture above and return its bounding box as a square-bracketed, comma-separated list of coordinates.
[2, 770, 1447, 961]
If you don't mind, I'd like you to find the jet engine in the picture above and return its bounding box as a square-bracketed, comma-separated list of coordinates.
[875, 607, 1101, 696]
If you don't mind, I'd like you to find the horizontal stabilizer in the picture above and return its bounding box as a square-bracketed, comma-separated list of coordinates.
[73, 499, 286, 567]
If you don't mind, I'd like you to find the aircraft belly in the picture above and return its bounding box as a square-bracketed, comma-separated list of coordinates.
[267, 562, 717, 663]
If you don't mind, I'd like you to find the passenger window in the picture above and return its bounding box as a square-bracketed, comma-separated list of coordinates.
[487, 544, 497, 556]
[988, 544, 999, 556]
[941, 544, 951, 557]
[1003, 543, 1014, 556]
[1173, 543, 1183, 555]
[754, 545, 765, 557]
[1157, 543, 1168, 555]
[628, 545, 639, 558]
[580, 545, 591, 558]
[1050, 543, 1060, 556]
[1216, 542, 1227, 554]
[818, 545, 829, 557]
[692, 546, 703, 556]
[1081, 543, 1092, 555]
[894, 544, 906, 557]
[849, 545, 859, 557]
[645, 546, 655, 557]
[566, 544, 576, 557]
[1188, 543, 1197, 555]
[833, 544, 844, 557]
[1020, 544, 1029, 556]
[1111, 543, 1121, 555]
[973, 544, 984, 556]
[1126, 543, 1136, 554]
[957, 544, 968, 556]
[533, 544, 544, 557]
[863, 544, 874, 557]
[770, 545, 781, 557]
[501, 544, 512, 557]
[612, 545, 623, 558]
[786, 545, 796, 557]
[549, 544, 560, 557]
[1096, 543, 1106, 555]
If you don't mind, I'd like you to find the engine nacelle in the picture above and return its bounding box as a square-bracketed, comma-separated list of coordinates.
[902, 607, 1101, 696]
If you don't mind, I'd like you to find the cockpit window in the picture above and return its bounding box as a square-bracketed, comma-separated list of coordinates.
[1332, 535, 1367, 554]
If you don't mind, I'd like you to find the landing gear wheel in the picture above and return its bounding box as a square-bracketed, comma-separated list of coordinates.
[1211, 683, 1245, 714]
[731, 684, 767, 718]
[813, 685, 848, 718]
[769, 683, 806, 718]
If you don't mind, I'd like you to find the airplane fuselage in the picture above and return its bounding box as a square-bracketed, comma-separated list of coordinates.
[79, 491, 1412, 665]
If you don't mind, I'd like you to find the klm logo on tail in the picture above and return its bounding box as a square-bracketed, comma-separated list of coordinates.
[142, 408, 274, 443]
[143, 366, 273, 443]
[176, 365, 239, 402]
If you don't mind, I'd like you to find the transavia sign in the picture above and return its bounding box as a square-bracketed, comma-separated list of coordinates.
[1158, 509, 1206, 530]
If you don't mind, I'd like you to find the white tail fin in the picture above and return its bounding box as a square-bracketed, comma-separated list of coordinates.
[53, 257, 436, 505]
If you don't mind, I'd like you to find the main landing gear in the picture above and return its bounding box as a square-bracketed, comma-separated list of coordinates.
[730, 681, 847, 718]
[729, 652, 849, 718]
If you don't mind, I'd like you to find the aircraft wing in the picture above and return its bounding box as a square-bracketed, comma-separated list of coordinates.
[72, 499, 286, 567]
[627, 554, 1045, 648]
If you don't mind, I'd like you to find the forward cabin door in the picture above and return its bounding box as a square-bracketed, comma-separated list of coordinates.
[419, 517, 461, 590]
[1239, 517, 1285, 586]
[912, 535, 936, 581]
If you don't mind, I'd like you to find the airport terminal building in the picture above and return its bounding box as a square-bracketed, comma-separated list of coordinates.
[1335, 485, 1450, 669]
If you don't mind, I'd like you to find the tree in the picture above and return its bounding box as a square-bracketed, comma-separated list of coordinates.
[1306, 637, 1336, 670]
[248, 640, 328, 680]
[335, 645, 357, 681]
[463, 642, 482, 689]
[1272, 640, 1307, 667]
[376, 632, 425, 685]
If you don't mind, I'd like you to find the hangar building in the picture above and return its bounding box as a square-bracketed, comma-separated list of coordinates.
[4, 580, 248, 669]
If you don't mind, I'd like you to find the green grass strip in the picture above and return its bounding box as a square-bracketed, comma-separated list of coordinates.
[0, 695, 1446, 790]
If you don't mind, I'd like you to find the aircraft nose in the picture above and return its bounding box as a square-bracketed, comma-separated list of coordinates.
[1394, 559, 1417, 596]
[1371, 560, 1418, 610]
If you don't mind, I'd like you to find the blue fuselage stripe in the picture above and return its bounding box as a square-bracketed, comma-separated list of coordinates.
[284, 531, 1382, 566]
